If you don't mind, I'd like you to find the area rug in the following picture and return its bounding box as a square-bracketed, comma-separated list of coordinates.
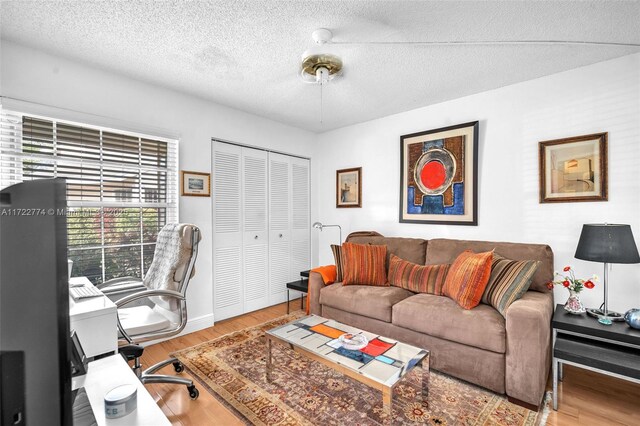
[171, 313, 550, 425]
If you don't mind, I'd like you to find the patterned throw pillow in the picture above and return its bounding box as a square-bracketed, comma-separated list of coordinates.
[482, 253, 541, 317]
[330, 244, 343, 282]
[341, 242, 388, 286]
[388, 254, 450, 295]
[443, 250, 494, 310]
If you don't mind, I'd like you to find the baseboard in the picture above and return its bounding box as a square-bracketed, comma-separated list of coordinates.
[139, 313, 215, 347]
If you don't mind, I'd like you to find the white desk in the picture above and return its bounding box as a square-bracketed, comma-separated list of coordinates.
[72, 355, 170, 426]
[69, 277, 118, 358]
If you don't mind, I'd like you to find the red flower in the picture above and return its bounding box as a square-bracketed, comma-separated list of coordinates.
[563, 280, 570, 287]
[584, 280, 595, 289]
[546, 282, 554, 290]
[563, 266, 571, 272]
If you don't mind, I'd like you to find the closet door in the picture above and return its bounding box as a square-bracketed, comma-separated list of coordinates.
[268, 152, 291, 304]
[212, 142, 243, 321]
[290, 157, 311, 286]
[242, 147, 269, 312]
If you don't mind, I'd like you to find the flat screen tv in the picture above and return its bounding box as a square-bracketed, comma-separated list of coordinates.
[0, 178, 72, 425]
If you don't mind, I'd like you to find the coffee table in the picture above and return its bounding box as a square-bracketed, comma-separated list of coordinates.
[265, 315, 429, 415]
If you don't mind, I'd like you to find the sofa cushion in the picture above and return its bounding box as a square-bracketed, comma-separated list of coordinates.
[481, 254, 541, 317]
[319, 283, 413, 323]
[425, 238, 553, 293]
[341, 242, 388, 286]
[443, 250, 494, 309]
[346, 235, 427, 267]
[388, 254, 450, 295]
[392, 293, 506, 353]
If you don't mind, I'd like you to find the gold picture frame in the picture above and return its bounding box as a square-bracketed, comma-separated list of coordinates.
[336, 167, 362, 208]
[181, 170, 211, 197]
[539, 133, 608, 203]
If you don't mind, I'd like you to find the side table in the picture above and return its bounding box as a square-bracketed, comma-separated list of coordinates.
[552, 304, 640, 410]
[286, 276, 309, 314]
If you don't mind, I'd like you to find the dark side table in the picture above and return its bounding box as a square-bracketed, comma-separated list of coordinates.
[286, 270, 310, 314]
[552, 304, 640, 410]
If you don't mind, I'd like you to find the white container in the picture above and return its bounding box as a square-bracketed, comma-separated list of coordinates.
[104, 384, 137, 419]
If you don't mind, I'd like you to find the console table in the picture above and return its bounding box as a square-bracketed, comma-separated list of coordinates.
[552, 304, 640, 410]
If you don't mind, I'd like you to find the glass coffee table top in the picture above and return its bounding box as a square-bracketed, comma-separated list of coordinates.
[266, 314, 429, 387]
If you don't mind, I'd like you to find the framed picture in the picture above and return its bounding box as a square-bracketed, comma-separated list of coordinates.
[336, 167, 362, 208]
[181, 170, 211, 197]
[400, 121, 479, 225]
[539, 133, 608, 203]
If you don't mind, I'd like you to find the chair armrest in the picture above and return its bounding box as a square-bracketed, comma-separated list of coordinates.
[505, 290, 554, 407]
[115, 289, 184, 308]
[308, 272, 324, 315]
[96, 276, 142, 290]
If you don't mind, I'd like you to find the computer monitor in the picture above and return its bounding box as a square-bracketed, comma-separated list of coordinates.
[0, 178, 72, 426]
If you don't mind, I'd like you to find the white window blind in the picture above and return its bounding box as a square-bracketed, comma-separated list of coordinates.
[0, 108, 178, 284]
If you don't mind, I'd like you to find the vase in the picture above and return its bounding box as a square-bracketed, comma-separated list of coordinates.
[564, 289, 586, 314]
[624, 308, 640, 329]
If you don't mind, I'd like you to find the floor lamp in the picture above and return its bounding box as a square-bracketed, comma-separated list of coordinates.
[312, 222, 342, 244]
[574, 223, 640, 325]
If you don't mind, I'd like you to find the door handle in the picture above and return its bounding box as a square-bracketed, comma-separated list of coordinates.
[254, 235, 258, 239]
[279, 233, 283, 238]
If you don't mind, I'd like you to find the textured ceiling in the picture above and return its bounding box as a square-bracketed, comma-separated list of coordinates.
[1, 1, 639, 133]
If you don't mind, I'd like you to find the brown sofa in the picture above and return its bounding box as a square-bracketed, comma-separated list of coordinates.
[308, 234, 554, 408]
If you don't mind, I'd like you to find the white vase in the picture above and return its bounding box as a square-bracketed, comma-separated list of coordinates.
[564, 289, 586, 314]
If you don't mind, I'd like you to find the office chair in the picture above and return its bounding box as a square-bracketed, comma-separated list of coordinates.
[98, 223, 201, 399]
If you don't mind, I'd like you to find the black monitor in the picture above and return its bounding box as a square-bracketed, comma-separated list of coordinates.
[0, 178, 72, 426]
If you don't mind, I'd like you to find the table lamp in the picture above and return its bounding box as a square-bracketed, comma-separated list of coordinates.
[312, 221, 342, 244]
[574, 223, 640, 325]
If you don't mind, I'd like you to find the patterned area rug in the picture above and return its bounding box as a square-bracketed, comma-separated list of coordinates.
[171, 313, 549, 425]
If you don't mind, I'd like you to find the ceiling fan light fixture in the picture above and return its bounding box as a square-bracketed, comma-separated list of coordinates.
[300, 28, 343, 84]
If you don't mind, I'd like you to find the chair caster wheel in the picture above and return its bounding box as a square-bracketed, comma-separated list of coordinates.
[187, 385, 199, 400]
[173, 361, 184, 373]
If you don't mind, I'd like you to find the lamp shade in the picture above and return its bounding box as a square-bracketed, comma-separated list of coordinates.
[575, 224, 640, 264]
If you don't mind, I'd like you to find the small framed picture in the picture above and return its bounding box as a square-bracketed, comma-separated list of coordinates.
[181, 170, 211, 197]
[539, 133, 608, 203]
[336, 167, 362, 208]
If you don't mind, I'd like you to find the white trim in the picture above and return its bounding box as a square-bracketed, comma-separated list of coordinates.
[139, 313, 215, 347]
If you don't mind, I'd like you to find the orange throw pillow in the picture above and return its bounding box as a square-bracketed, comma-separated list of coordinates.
[341, 242, 388, 286]
[388, 254, 450, 295]
[443, 250, 494, 309]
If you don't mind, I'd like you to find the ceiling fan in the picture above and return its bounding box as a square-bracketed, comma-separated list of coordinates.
[299, 28, 640, 123]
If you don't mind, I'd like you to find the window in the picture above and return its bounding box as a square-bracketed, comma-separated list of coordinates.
[0, 109, 178, 284]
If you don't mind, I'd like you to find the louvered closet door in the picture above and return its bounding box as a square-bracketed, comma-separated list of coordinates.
[213, 142, 244, 321]
[268, 152, 291, 304]
[242, 147, 270, 312]
[289, 157, 311, 292]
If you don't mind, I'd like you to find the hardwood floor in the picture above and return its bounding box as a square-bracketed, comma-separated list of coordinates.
[140, 303, 640, 425]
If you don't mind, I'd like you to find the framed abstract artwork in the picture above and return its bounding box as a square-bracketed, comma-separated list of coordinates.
[336, 167, 362, 208]
[399, 121, 478, 225]
[539, 133, 608, 203]
[181, 170, 211, 197]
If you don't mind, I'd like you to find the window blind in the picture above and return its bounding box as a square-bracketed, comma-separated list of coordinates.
[0, 108, 178, 284]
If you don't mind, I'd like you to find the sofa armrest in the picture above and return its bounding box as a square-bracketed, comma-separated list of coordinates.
[309, 271, 325, 315]
[505, 290, 554, 407]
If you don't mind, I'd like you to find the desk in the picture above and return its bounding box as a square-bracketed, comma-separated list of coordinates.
[69, 277, 118, 358]
[552, 304, 640, 410]
[72, 355, 170, 426]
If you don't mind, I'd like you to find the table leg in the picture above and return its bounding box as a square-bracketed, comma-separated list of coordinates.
[558, 361, 563, 382]
[300, 293, 304, 310]
[382, 386, 392, 417]
[420, 355, 430, 401]
[266, 337, 272, 383]
[552, 357, 558, 410]
[286, 289, 290, 314]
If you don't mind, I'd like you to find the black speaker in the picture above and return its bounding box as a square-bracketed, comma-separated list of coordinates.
[0, 351, 26, 425]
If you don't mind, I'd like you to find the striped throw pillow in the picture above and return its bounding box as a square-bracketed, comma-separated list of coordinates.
[330, 244, 343, 282]
[388, 254, 450, 295]
[482, 253, 540, 317]
[341, 242, 388, 286]
[443, 250, 494, 310]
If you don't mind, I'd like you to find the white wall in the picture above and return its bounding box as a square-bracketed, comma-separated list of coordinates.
[312, 53, 640, 314]
[0, 40, 316, 329]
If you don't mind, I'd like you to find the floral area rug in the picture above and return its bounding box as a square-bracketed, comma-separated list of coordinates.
[171, 313, 549, 425]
